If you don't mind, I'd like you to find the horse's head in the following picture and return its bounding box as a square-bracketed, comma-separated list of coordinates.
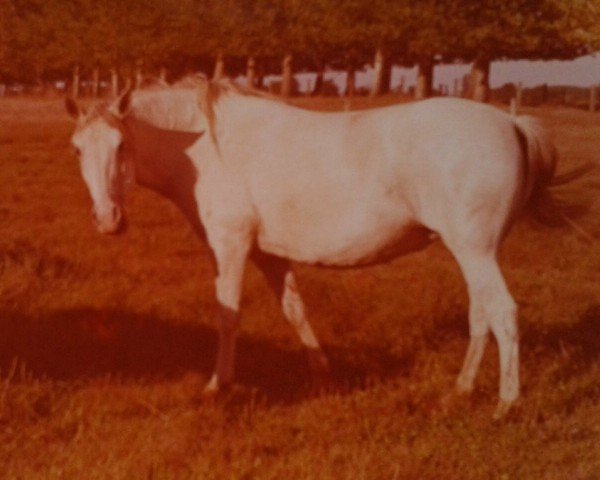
[66, 90, 134, 235]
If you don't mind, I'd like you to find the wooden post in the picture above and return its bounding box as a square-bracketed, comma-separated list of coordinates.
[590, 85, 597, 112]
[281, 53, 293, 98]
[312, 63, 324, 96]
[72, 65, 80, 98]
[415, 58, 433, 100]
[213, 53, 225, 80]
[345, 66, 356, 97]
[370, 48, 391, 97]
[91, 67, 100, 98]
[397, 75, 405, 95]
[470, 56, 490, 102]
[246, 56, 256, 89]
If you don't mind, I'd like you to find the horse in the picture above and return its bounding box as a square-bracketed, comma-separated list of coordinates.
[66, 76, 563, 418]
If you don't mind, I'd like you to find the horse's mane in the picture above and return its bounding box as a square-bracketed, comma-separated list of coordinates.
[129, 74, 279, 135]
[128, 77, 202, 131]
[78, 74, 280, 138]
[188, 74, 282, 147]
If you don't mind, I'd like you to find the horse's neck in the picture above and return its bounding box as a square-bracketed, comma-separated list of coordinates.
[131, 88, 200, 131]
[123, 116, 204, 232]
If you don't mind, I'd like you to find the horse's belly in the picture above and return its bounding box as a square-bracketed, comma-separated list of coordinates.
[256, 211, 432, 267]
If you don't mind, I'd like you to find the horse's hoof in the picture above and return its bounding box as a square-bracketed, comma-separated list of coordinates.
[455, 379, 475, 397]
[307, 347, 330, 374]
[493, 399, 514, 421]
[200, 374, 233, 401]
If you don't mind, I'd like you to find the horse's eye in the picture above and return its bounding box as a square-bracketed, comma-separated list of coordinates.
[117, 143, 125, 153]
[73, 146, 81, 156]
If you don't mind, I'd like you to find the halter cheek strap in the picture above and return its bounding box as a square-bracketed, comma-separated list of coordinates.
[121, 154, 136, 190]
[117, 117, 136, 193]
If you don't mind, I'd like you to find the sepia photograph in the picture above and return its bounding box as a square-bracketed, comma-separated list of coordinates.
[0, 0, 599, 478]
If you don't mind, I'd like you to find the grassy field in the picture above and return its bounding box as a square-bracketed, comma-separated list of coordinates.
[0, 95, 599, 479]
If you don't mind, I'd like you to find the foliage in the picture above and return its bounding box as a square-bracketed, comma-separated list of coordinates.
[0, 0, 598, 85]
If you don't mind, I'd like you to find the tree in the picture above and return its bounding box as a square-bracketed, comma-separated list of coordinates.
[459, 0, 600, 102]
[400, 0, 466, 99]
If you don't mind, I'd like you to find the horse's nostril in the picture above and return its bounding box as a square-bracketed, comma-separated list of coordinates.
[112, 205, 119, 221]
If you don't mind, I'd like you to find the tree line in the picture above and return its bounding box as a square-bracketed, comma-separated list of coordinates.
[0, 0, 599, 100]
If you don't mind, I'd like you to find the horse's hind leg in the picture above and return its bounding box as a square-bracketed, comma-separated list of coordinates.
[450, 247, 519, 418]
[251, 250, 330, 375]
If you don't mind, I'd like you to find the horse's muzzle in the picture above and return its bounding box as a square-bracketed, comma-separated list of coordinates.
[94, 205, 127, 235]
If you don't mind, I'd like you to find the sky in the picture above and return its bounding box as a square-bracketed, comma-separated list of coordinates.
[284, 53, 600, 94]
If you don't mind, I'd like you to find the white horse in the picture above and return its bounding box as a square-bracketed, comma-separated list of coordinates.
[66, 76, 562, 418]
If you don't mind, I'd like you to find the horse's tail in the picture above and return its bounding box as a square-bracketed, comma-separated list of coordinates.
[512, 115, 594, 237]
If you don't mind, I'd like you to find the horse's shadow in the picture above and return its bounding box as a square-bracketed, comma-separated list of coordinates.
[1, 304, 597, 406]
[521, 303, 600, 375]
[0, 307, 411, 404]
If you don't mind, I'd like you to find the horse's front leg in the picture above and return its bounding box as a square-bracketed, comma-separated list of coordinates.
[251, 250, 330, 376]
[203, 227, 252, 395]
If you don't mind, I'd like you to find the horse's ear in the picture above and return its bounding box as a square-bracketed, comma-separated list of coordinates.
[197, 75, 216, 123]
[115, 87, 133, 117]
[65, 96, 81, 119]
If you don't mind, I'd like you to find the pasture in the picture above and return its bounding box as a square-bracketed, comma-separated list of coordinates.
[0, 95, 599, 479]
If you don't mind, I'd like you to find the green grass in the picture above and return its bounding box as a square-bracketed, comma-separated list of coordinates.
[0, 96, 599, 479]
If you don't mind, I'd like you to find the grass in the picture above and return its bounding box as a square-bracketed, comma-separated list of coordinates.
[0, 95, 599, 479]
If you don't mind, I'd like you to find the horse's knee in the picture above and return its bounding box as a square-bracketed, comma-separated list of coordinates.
[488, 298, 518, 342]
[282, 272, 305, 323]
[468, 303, 489, 337]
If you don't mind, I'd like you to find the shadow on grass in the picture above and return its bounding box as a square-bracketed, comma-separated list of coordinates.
[2, 304, 595, 405]
[523, 303, 600, 371]
[0, 307, 413, 404]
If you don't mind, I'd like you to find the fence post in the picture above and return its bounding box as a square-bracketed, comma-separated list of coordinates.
[72, 65, 80, 98]
[213, 53, 225, 80]
[415, 58, 433, 100]
[91, 67, 100, 97]
[281, 53, 293, 98]
[345, 66, 356, 97]
[246, 56, 256, 89]
[397, 75, 405, 95]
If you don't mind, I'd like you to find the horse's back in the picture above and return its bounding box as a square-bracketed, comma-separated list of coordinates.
[225, 97, 523, 266]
